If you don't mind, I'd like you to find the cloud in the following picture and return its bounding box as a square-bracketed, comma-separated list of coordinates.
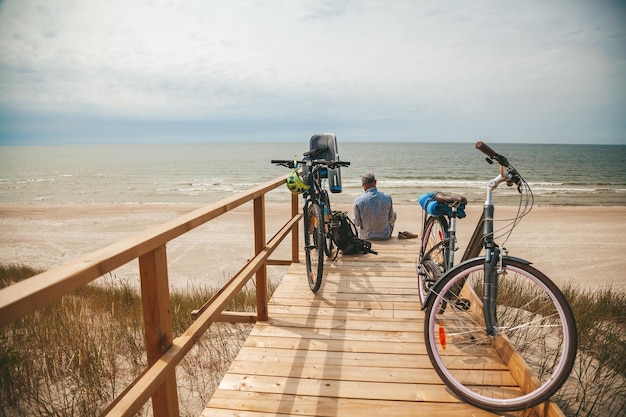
[0, 0, 624, 144]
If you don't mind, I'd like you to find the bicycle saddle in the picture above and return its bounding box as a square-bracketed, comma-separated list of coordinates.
[434, 192, 467, 206]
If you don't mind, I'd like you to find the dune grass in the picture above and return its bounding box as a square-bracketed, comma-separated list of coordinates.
[1, 263, 624, 416]
[0, 263, 265, 417]
[557, 284, 626, 417]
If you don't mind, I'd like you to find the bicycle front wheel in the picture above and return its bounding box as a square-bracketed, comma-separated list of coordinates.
[424, 257, 577, 412]
[305, 202, 325, 292]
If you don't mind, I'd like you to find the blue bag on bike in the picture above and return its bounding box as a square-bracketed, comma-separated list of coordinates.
[418, 192, 466, 218]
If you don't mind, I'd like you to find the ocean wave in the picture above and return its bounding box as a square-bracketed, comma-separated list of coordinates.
[16, 178, 56, 184]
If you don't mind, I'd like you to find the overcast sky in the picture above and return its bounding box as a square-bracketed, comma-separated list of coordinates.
[0, 0, 624, 145]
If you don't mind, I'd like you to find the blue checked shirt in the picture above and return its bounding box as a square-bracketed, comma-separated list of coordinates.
[353, 187, 394, 240]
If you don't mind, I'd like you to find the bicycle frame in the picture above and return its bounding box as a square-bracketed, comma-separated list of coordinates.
[302, 162, 329, 212]
[424, 165, 514, 336]
[301, 161, 335, 245]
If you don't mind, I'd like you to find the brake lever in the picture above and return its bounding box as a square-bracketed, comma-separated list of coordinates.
[505, 168, 523, 193]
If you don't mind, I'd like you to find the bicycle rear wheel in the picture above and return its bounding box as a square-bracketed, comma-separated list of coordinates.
[305, 202, 325, 292]
[424, 257, 577, 412]
[418, 215, 449, 304]
[418, 259, 443, 306]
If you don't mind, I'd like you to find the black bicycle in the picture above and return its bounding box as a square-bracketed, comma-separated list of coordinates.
[272, 148, 350, 292]
[416, 141, 577, 412]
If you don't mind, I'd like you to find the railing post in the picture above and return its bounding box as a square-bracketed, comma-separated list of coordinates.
[139, 245, 179, 417]
[253, 196, 269, 321]
[291, 192, 300, 263]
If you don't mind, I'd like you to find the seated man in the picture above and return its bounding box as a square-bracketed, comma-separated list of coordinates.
[353, 173, 396, 240]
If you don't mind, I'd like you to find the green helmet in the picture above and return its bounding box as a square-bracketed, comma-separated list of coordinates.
[287, 169, 309, 194]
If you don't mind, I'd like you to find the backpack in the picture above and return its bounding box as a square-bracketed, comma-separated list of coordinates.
[330, 211, 378, 256]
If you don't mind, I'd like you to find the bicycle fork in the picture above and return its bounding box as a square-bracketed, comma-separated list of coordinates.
[483, 245, 500, 336]
[482, 203, 499, 336]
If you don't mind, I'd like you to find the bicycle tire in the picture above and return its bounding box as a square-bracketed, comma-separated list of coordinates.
[423, 257, 577, 412]
[418, 215, 449, 304]
[305, 203, 325, 292]
[421, 215, 449, 266]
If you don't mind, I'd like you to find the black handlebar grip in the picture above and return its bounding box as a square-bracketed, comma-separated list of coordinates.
[475, 141, 497, 159]
[476, 141, 510, 167]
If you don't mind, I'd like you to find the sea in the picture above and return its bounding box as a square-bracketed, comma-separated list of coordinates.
[1, 142, 625, 207]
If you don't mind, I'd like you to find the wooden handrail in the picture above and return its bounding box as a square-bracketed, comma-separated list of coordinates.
[0, 175, 301, 417]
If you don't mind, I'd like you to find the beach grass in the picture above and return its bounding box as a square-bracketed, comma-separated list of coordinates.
[557, 284, 626, 416]
[0, 263, 264, 417]
[1, 263, 625, 417]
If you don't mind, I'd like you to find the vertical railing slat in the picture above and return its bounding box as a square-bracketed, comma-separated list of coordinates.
[253, 196, 269, 321]
[139, 245, 179, 417]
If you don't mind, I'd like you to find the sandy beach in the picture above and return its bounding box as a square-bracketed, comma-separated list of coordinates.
[1, 202, 625, 293]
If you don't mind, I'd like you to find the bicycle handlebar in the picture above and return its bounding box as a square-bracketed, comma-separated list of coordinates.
[271, 159, 350, 170]
[476, 141, 510, 167]
[476, 140, 525, 191]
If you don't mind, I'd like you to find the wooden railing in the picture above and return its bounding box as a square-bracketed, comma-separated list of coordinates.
[0, 175, 301, 417]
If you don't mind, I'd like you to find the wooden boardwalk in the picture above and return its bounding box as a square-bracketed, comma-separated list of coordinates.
[202, 237, 555, 417]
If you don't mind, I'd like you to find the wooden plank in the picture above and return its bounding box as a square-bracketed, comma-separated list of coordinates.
[270, 288, 422, 302]
[267, 305, 422, 319]
[243, 334, 428, 355]
[226, 358, 517, 386]
[203, 391, 510, 417]
[216, 374, 462, 403]
[229, 346, 431, 368]
[276, 271, 421, 283]
[258, 315, 424, 332]
[276, 277, 421, 290]
[248, 323, 425, 343]
[268, 296, 423, 311]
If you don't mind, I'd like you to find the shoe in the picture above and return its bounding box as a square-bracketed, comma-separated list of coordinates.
[398, 231, 418, 239]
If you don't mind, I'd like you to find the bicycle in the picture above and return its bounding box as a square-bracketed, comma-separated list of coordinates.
[416, 141, 577, 412]
[272, 148, 350, 293]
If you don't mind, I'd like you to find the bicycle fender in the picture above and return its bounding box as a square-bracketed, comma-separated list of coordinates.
[422, 255, 533, 309]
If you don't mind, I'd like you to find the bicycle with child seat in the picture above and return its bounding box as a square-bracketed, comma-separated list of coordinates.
[272, 148, 350, 293]
[416, 141, 577, 412]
